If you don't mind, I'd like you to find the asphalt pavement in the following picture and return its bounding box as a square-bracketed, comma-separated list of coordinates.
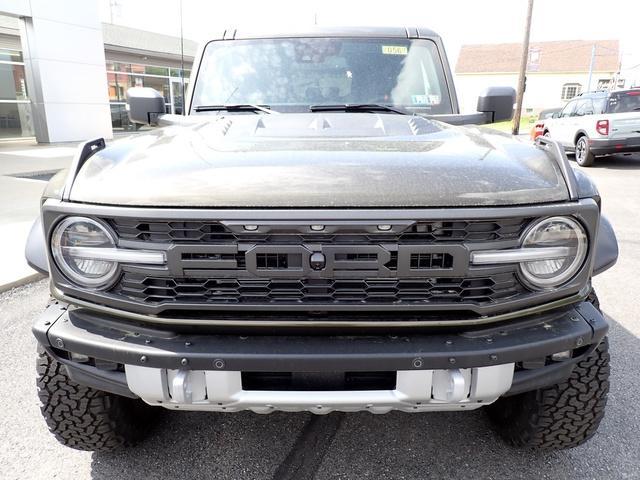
[0, 153, 639, 480]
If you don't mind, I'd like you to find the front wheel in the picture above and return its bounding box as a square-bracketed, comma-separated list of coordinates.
[486, 337, 610, 450]
[36, 347, 159, 451]
[575, 136, 596, 167]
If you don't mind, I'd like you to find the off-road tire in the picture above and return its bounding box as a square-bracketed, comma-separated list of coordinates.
[486, 337, 610, 450]
[575, 135, 596, 167]
[36, 347, 158, 451]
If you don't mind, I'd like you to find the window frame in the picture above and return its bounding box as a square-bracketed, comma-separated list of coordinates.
[574, 98, 595, 117]
[561, 83, 582, 101]
[559, 100, 578, 118]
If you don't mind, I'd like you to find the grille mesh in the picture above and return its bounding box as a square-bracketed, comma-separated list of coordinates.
[108, 218, 530, 244]
[116, 272, 523, 306]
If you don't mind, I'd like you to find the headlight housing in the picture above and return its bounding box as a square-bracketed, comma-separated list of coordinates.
[51, 217, 119, 288]
[519, 216, 588, 289]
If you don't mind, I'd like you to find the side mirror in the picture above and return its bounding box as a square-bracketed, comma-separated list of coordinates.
[551, 112, 559, 119]
[476, 86, 516, 123]
[126, 87, 165, 125]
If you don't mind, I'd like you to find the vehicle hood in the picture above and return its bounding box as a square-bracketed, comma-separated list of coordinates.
[70, 113, 570, 207]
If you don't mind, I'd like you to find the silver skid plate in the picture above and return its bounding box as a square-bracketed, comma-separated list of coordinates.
[125, 364, 515, 414]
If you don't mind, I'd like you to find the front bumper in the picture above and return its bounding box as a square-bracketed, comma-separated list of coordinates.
[33, 300, 608, 413]
[589, 136, 640, 155]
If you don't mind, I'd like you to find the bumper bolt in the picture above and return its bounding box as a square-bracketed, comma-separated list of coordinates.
[445, 340, 453, 345]
[145, 339, 152, 344]
[213, 359, 225, 369]
[180, 358, 189, 366]
[55, 338, 64, 348]
[412, 358, 423, 368]
[185, 342, 192, 347]
[448, 357, 456, 365]
[490, 354, 498, 361]
[486, 338, 493, 343]
[140, 355, 147, 363]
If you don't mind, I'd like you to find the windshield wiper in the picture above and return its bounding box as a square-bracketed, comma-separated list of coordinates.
[194, 104, 275, 114]
[309, 103, 411, 115]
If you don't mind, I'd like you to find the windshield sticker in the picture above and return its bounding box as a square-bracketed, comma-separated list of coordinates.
[411, 94, 429, 105]
[381, 45, 408, 55]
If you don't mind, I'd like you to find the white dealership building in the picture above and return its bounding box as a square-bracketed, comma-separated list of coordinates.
[0, 0, 195, 143]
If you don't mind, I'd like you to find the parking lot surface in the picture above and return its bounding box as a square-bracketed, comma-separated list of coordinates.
[1, 153, 639, 480]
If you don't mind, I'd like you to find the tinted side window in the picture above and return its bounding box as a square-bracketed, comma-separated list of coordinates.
[575, 99, 594, 116]
[592, 97, 607, 114]
[606, 92, 640, 114]
[560, 101, 577, 118]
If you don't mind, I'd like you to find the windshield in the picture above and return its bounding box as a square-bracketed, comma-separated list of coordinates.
[191, 38, 452, 114]
[606, 91, 640, 113]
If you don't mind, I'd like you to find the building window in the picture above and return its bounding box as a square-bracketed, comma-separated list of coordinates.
[105, 61, 191, 130]
[597, 79, 611, 91]
[561, 83, 582, 101]
[0, 48, 34, 139]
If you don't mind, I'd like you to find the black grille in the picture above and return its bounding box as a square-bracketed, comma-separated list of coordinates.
[96, 216, 536, 317]
[115, 272, 523, 306]
[242, 371, 397, 391]
[410, 253, 453, 269]
[108, 218, 530, 244]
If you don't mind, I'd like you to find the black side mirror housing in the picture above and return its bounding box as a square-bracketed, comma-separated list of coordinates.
[477, 86, 516, 123]
[551, 112, 559, 119]
[127, 87, 165, 125]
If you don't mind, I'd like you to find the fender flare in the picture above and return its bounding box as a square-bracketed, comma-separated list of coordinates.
[593, 215, 618, 276]
[25, 216, 49, 275]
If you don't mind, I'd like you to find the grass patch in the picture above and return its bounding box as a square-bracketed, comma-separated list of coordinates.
[488, 114, 537, 134]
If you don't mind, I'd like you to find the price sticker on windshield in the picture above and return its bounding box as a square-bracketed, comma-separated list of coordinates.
[381, 45, 408, 55]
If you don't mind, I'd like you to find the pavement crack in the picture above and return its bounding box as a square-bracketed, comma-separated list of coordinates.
[272, 412, 344, 480]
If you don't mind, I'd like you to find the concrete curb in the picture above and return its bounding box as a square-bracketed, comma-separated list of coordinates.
[0, 272, 46, 294]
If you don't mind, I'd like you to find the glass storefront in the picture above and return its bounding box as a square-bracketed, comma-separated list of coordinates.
[0, 48, 34, 139]
[0, 42, 191, 138]
[106, 61, 190, 131]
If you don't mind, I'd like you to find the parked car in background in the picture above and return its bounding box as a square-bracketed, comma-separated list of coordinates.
[530, 107, 561, 140]
[543, 90, 640, 166]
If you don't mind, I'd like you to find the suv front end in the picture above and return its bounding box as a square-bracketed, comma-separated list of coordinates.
[27, 27, 617, 453]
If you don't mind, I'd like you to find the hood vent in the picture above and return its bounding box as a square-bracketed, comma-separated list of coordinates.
[308, 117, 333, 131]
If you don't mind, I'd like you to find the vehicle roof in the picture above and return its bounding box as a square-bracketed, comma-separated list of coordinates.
[578, 89, 640, 100]
[213, 26, 441, 40]
[577, 91, 609, 99]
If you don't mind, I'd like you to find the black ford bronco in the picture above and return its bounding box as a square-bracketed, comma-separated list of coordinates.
[26, 26, 618, 452]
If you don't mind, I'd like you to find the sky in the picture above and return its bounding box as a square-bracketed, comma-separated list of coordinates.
[98, 0, 640, 73]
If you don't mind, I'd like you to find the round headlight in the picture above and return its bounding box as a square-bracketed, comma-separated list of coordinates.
[519, 216, 588, 289]
[51, 217, 118, 288]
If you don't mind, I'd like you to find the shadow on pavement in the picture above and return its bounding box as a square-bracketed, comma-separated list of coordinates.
[90, 314, 639, 480]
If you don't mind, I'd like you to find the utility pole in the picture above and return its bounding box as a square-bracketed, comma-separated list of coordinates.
[179, 0, 185, 115]
[586, 43, 596, 92]
[512, 0, 535, 136]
